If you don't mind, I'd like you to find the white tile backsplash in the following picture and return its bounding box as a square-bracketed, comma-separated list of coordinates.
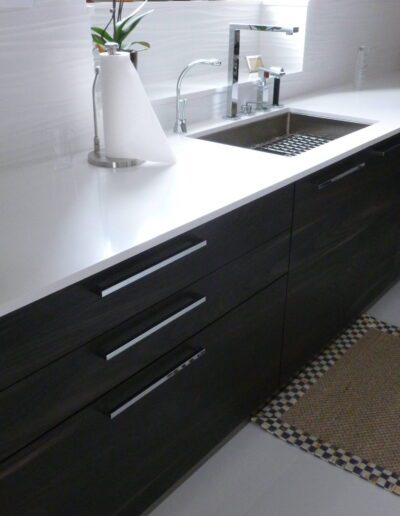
[90, 1, 263, 96]
[280, 0, 400, 100]
[0, 0, 93, 169]
[0, 0, 33, 9]
[1, 0, 400, 171]
[90, 0, 307, 128]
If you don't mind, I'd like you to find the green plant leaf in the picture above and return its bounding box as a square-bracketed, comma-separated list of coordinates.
[92, 34, 107, 46]
[124, 41, 151, 51]
[91, 26, 113, 43]
[115, 10, 154, 45]
[116, 0, 149, 32]
[128, 0, 149, 21]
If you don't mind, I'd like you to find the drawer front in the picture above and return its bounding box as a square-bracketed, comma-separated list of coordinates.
[0, 233, 290, 462]
[369, 133, 400, 277]
[370, 132, 400, 162]
[0, 185, 293, 391]
[291, 151, 386, 270]
[0, 279, 287, 516]
[282, 211, 398, 385]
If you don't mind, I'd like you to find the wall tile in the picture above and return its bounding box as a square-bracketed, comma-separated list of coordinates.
[2, 0, 400, 172]
[0, 0, 93, 169]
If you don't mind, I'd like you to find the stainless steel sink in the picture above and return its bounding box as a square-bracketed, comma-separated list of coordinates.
[197, 113, 369, 157]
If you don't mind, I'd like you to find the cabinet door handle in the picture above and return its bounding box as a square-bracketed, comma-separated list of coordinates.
[371, 142, 400, 158]
[99, 240, 207, 298]
[318, 162, 366, 190]
[108, 347, 206, 419]
[101, 296, 207, 361]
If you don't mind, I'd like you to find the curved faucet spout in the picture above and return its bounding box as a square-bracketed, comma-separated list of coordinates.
[174, 59, 222, 134]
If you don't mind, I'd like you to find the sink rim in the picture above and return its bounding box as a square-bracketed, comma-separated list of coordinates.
[188, 109, 376, 157]
[188, 108, 376, 141]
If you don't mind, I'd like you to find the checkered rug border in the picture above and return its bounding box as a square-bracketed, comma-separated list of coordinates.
[252, 314, 400, 496]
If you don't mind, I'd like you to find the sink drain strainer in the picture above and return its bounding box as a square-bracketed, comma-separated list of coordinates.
[252, 133, 331, 157]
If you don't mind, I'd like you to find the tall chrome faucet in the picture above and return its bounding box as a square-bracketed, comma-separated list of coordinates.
[227, 24, 299, 118]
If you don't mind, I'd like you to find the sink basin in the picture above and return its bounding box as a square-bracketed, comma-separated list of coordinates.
[197, 113, 369, 157]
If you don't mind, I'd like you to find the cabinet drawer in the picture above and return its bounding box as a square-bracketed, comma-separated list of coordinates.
[369, 133, 400, 277]
[282, 212, 398, 385]
[0, 232, 290, 462]
[282, 142, 400, 385]
[0, 185, 293, 391]
[370, 132, 400, 162]
[0, 279, 287, 516]
[291, 152, 385, 269]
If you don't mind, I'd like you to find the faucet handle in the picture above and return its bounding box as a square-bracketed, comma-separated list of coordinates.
[241, 103, 254, 115]
[257, 67, 270, 83]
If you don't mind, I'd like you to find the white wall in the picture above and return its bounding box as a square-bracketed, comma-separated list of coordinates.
[90, 0, 307, 128]
[259, 0, 308, 73]
[1, 0, 400, 171]
[280, 0, 400, 100]
[0, 0, 93, 169]
[90, 0, 263, 97]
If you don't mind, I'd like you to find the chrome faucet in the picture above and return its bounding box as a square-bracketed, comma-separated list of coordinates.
[241, 69, 271, 115]
[174, 59, 222, 134]
[256, 68, 270, 110]
[226, 24, 299, 118]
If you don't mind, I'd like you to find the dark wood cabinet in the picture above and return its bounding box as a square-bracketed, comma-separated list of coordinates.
[0, 185, 293, 392]
[281, 142, 400, 384]
[1, 131, 399, 516]
[287, 151, 393, 270]
[368, 133, 400, 276]
[0, 183, 293, 515]
[282, 213, 397, 384]
[0, 279, 286, 516]
[0, 233, 289, 462]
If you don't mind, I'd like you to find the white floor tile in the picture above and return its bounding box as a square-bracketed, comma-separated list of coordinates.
[244, 448, 400, 516]
[368, 281, 400, 327]
[151, 425, 300, 516]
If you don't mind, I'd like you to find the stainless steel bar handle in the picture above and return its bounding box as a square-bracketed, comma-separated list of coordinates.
[108, 348, 206, 419]
[371, 142, 400, 158]
[318, 162, 366, 190]
[104, 296, 207, 361]
[100, 240, 207, 297]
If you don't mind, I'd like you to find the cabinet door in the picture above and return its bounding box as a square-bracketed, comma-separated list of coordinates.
[369, 133, 400, 276]
[282, 152, 398, 384]
[0, 279, 286, 516]
[283, 215, 397, 384]
[289, 152, 377, 269]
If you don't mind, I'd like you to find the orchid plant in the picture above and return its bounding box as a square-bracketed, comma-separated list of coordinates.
[91, 0, 153, 53]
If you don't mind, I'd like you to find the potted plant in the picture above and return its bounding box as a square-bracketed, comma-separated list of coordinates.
[91, 0, 153, 67]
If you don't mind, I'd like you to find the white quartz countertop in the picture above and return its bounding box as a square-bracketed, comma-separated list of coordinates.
[1, 74, 400, 317]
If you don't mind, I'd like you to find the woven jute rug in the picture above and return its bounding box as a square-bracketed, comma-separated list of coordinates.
[252, 314, 400, 496]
